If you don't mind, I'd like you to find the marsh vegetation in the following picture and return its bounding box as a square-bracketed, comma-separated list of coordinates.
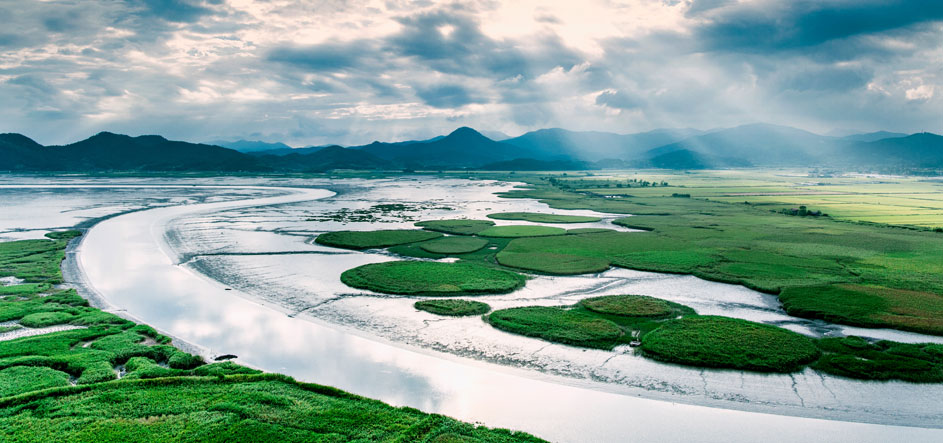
[0, 232, 542, 442]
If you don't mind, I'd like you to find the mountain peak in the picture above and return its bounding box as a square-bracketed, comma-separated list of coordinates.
[446, 127, 489, 140]
[0, 133, 43, 149]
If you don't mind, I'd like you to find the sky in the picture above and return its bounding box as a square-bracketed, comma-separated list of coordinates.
[1, 0, 941, 146]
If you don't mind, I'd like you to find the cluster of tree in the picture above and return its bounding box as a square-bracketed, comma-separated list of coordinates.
[671, 193, 692, 198]
[780, 205, 826, 217]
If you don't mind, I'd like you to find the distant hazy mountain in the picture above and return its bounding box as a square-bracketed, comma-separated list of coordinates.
[840, 131, 908, 143]
[259, 145, 389, 171]
[211, 139, 293, 153]
[648, 123, 835, 166]
[245, 145, 332, 157]
[2, 125, 940, 172]
[841, 133, 943, 167]
[501, 128, 703, 161]
[355, 127, 520, 167]
[480, 130, 512, 141]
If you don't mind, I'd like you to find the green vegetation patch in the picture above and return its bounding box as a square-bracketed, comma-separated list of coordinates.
[496, 252, 610, 275]
[0, 366, 71, 397]
[487, 306, 624, 349]
[315, 229, 442, 250]
[496, 180, 943, 335]
[0, 231, 543, 442]
[19, 311, 77, 328]
[478, 226, 567, 238]
[566, 228, 614, 234]
[580, 295, 686, 319]
[780, 284, 943, 335]
[419, 237, 489, 255]
[0, 376, 545, 442]
[415, 299, 491, 316]
[341, 261, 525, 295]
[640, 316, 821, 372]
[0, 238, 73, 284]
[415, 219, 495, 235]
[812, 336, 943, 383]
[487, 212, 602, 223]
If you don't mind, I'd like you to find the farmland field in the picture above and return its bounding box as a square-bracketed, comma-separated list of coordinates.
[560, 170, 943, 229]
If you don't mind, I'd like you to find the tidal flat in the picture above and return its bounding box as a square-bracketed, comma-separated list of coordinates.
[1, 175, 942, 442]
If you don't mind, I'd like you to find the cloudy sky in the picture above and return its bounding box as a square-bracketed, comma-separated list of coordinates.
[2, 0, 941, 146]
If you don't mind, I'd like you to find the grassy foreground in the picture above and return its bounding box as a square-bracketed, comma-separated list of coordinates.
[0, 233, 543, 442]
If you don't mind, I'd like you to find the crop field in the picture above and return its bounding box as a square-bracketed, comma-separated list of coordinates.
[0, 233, 542, 443]
[565, 170, 943, 229]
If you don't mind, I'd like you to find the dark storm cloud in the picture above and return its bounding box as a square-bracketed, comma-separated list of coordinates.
[268, 40, 380, 72]
[414, 83, 484, 108]
[131, 0, 214, 23]
[387, 11, 582, 78]
[691, 0, 943, 53]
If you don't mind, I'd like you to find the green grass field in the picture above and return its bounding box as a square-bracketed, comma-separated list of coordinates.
[565, 170, 943, 229]
[487, 212, 601, 223]
[415, 299, 491, 316]
[0, 233, 543, 442]
[496, 177, 943, 335]
[478, 226, 567, 238]
[812, 336, 943, 382]
[419, 237, 490, 254]
[415, 219, 496, 235]
[486, 306, 625, 349]
[496, 251, 610, 275]
[639, 316, 821, 372]
[579, 295, 678, 318]
[315, 229, 442, 250]
[341, 261, 526, 295]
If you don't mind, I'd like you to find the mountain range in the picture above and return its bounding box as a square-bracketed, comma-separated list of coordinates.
[1, 124, 941, 172]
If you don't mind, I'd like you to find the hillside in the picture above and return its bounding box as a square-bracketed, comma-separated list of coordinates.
[211, 139, 293, 153]
[259, 145, 390, 171]
[1, 125, 940, 172]
[355, 127, 521, 168]
[648, 123, 835, 166]
[501, 128, 702, 161]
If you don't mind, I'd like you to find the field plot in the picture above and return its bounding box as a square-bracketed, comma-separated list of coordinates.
[570, 170, 943, 228]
